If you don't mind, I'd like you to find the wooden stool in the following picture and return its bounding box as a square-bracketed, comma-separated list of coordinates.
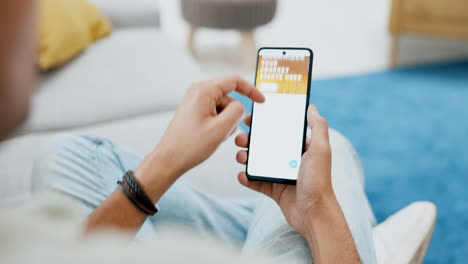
[181, 0, 277, 67]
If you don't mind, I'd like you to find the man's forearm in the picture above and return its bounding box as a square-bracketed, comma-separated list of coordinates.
[84, 150, 177, 234]
[304, 194, 361, 264]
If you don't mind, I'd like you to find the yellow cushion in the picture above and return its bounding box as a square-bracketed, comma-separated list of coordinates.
[39, 0, 112, 70]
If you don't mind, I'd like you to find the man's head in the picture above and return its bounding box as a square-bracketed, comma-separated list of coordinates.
[0, 1, 37, 139]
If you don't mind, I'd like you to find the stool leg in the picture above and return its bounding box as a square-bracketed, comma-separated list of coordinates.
[390, 33, 399, 68]
[187, 26, 197, 55]
[240, 30, 257, 68]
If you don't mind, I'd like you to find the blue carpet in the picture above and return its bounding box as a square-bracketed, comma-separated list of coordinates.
[231, 61, 468, 263]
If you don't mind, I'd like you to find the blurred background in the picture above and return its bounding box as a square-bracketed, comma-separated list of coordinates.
[159, 0, 468, 79]
[0, 0, 467, 263]
[167, 1, 468, 262]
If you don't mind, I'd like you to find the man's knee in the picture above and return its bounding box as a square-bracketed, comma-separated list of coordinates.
[31, 135, 110, 193]
[329, 128, 365, 188]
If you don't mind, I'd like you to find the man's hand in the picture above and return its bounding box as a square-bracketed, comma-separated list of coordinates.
[150, 76, 265, 179]
[235, 105, 361, 263]
[86, 76, 264, 233]
[235, 105, 332, 236]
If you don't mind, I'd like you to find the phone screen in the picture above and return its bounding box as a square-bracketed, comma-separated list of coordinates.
[246, 48, 312, 183]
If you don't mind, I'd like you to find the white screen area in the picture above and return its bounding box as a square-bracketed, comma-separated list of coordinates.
[247, 49, 310, 180]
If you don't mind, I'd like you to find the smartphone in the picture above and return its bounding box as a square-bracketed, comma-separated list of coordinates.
[246, 47, 313, 185]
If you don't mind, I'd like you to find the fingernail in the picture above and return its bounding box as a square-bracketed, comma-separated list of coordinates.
[311, 105, 320, 115]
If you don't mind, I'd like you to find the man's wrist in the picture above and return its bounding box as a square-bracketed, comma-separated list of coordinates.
[133, 149, 180, 203]
[301, 189, 361, 264]
[303, 190, 341, 241]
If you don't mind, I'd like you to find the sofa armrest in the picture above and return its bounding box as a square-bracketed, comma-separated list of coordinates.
[89, 0, 160, 28]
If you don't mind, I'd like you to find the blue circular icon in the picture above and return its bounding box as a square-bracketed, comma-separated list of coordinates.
[289, 160, 298, 168]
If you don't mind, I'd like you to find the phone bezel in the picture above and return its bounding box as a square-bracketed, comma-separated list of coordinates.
[245, 47, 314, 185]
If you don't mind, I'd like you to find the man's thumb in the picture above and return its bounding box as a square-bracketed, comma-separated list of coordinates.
[216, 100, 245, 135]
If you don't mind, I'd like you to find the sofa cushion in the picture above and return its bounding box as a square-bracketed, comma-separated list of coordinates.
[18, 29, 200, 135]
[89, 0, 160, 28]
[39, 0, 113, 70]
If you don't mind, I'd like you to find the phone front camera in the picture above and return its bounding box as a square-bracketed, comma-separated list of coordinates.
[283, 51, 286, 55]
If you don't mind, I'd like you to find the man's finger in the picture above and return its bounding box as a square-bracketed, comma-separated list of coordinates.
[238, 172, 272, 198]
[217, 95, 233, 111]
[306, 105, 332, 166]
[235, 133, 249, 148]
[215, 100, 244, 136]
[227, 126, 237, 139]
[215, 76, 265, 103]
[244, 114, 251, 127]
[236, 150, 247, 164]
[307, 105, 330, 143]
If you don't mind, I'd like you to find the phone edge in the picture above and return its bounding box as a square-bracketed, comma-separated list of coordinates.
[245, 47, 314, 185]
